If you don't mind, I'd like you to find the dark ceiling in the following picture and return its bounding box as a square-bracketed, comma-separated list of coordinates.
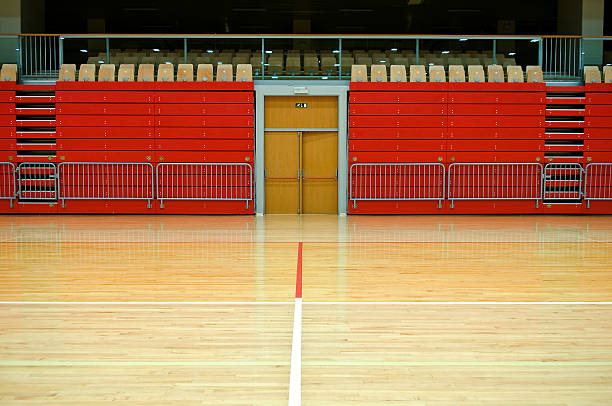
[44, 0, 561, 35]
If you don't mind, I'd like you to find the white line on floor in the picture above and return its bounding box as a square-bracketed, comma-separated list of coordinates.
[288, 297, 302, 406]
[0, 301, 294, 305]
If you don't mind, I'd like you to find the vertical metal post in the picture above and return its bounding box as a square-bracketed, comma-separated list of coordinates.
[538, 38, 543, 67]
[579, 37, 584, 75]
[415, 38, 419, 64]
[105, 37, 110, 63]
[17, 36, 23, 78]
[338, 38, 342, 79]
[261, 38, 265, 79]
[492, 39, 496, 65]
[184, 38, 188, 63]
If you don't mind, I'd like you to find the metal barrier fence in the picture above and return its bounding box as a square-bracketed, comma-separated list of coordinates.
[448, 163, 543, 208]
[57, 162, 155, 208]
[542, 37, 582, 80]
[584, 163, 612, 208]
[0, 162, 16, 207]
[19, 34, 61, 78]
[17, 162, 57, 201]
[156, 163, 253, 208]
[544, 163, 583, 201]
[350, 163, 445, 208]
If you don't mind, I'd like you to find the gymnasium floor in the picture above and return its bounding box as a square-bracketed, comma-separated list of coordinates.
[0, 214, 611, 405]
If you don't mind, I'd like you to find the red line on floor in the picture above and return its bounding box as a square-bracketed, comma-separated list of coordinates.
[296, 242, 303, 299]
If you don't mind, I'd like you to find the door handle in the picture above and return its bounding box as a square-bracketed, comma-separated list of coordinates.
[264, 169, 267, 179]
[335, 169, 338, 179]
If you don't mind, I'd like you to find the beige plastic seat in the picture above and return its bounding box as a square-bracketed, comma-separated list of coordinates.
[428, 65, 446, 82]
[236, 64, 253, 82]
[351, 65, 367, 82]
[356, 56, 373, 67]
[409, 65, 426, 82]
[286, 56, 301, 75]
[390, 65, 407, 82]
[604, 65, 612, 83]
[0, 64, 17, 81]
[98, 64, 115, 82]
[122, 56, 139, 65]
[303, 56, 319, 75]
[216, 64, 233, 82]
[197, 64, 214, 82]
[503, 58, 517, 67]
[195, 55, 213, 65]
[447, 57, 463, 67]
[117, 64, 134, 82]
[506, 65, 524, 83]
[58, 64, 76, 81]
[370, 65, 387, 82]
[526, 65, 543, 83]
[177, 64, 193, 82]
[584, 66, 601, 83]
[267, 56, 283, 75]
[341, 57, 354, 76]
[78, 64, 96, 82]
[448, 65, 465, 82]
[137, 64, 154, 82]
[487, 65, 504, 83]
[467, 65, 485, 83]
[321, 56, 337, 75]
[157, 64, 174, 82]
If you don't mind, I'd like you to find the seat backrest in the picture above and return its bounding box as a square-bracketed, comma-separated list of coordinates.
[0, 64, 17, 81]
[409, 65, 426, 82]
[448, 65, 465, 82]
[157, 64, 175, 82]
[390, 65, 407, 82]
[487, 65, 504, 82]
[467, 65, 485, 82]
[356, 56, 373, 66]
[216, 64, 233, 82]
[78, 64, 96, 82]
[137, 64, 154, 82]
[604, 65, 612, 83]
[177, 64, 194, 82]
[58, 64, 76, 81]
[370, 64, 387, 82]
[584, 65, 601, 83]
[428, 65, 446, 82]
[196, 64, 214, 82]
[117, 64, 135, 82]
[98, 64, 115, 82]
[506, 65, 524, 83]
[236, 64, 253, 82]
[351, 65, 368, 82]
[526, 65, 543, 83]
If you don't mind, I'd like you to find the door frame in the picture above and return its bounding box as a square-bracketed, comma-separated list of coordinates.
[254, 81, 349, 214]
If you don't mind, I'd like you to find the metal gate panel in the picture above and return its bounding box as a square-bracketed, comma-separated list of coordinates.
[0, 162, 16, 207]
[17, 162, 57, 201]
[543, 163, 583, 201]
[584, 163, 612, 208]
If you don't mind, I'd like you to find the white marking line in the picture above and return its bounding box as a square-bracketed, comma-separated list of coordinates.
[288, 298, 302, 406]
[0, 301, 293, 305]
[304, 301, 612, 305]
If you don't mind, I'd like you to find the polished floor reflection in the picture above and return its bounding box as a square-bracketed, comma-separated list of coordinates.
[0, 214, 611, 405]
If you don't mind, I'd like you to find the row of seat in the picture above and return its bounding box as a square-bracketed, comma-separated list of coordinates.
[57, 63, 253, 82]
[350, 64, 544, 83]
[584, 65, 612, 83]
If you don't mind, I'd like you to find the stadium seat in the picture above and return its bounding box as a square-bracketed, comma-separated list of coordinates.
[428, 65, 446, 82]
[321, 56, 337, 75]
[370, 65, 387, 82]
[303, 55, 320, 75]
[118, 64, 134, 81]
[0, 64, 17, 81]
[157, 64, 174, 82]
[341, 57, 354, 76]
[351, 65, 367, 82]
[468, 65, 485, 82]
[584, 66, 601, 83]
[196, 64, 214, 82]
[447, 57, 463, 67]
[506, 65, 524, 83]
[98, 64, 115, 81]
[140, 56, 155, 65]
[390, 65, 407, 82]
[177, 64, 193, 82]
[448, 65, 465, 82]
[236, 64, 253, 82]
[78, 64, 96, 82]
[487, 65, 504, 82]
[216, 64, 233, 82]
[356, 56, 373, 67]
[286, 55, 301, 75]
[58, 64, 76, 81]
[604, 65, 612, 83]
[138, 64, 154, 82]
[267, 56, 283, 75]
[526, 65, 543, 83]
[409, 65, 426, 82]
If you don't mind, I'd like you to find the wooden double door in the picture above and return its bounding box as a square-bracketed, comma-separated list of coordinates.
[264, 96, 338, 214]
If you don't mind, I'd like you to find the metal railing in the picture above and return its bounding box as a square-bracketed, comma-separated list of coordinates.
[57, 162, 155, 208]
[584, 163, 612, 208]
[156, 163, 253, 208]
[543, 163, 583, 201]
[19, 34, 60, 79]
[542, 37, 582, 80]
[350, 163, 445, 208]
[0, 162, 16, 207]
[17, 162, 57, 201]
[448, 163, 543, 208]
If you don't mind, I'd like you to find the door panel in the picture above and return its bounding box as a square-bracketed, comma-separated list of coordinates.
[303, 180, 337, 214]
[264, 96, 338, 129]
[264, 131, 299, 213]
[303, 131, 338, 214]
[265, 180, 299, 214]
